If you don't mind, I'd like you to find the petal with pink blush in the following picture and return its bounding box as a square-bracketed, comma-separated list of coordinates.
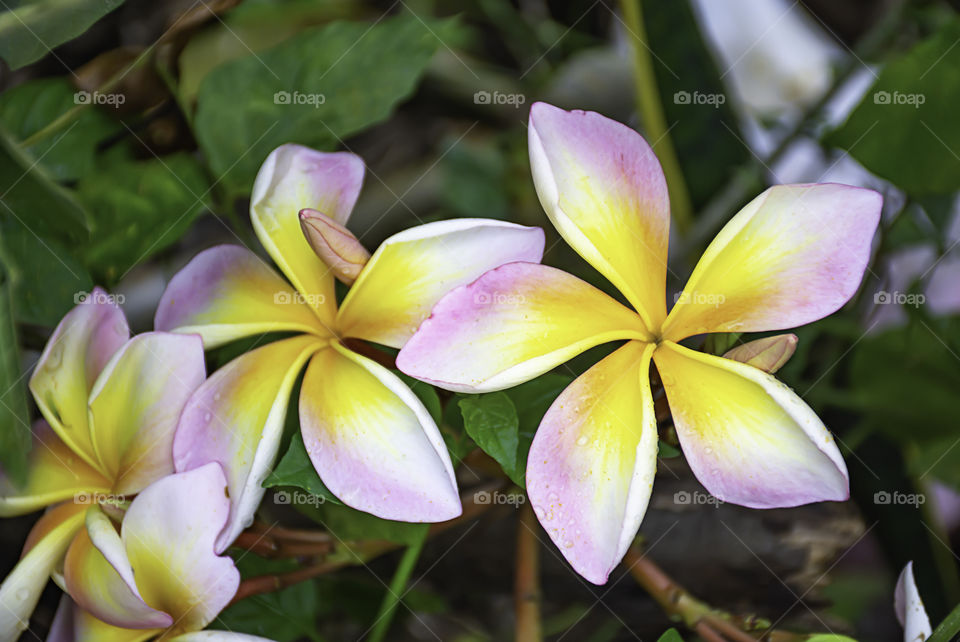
[0, 502, 87, 640]
[662, 183, 882, 341]
[155, 245, 328, 348]
[29, 288, 129, 472]
[895, 561, 932, 642]
[300, 342, 460, 522]
[338, 219, 545, 348]
[174, 336, 324, 551]
[121, 463, 239, 634]
[48, 596, 159, 642]
[64, 507, 173, 630]
[397, 262, 649, 393]
[87, 333, 206, 495]
[654, 341, 849, 507]
[250, 145, 364, 325]
[0, 421, 111, 517]
[528, 102, 670, 330]
[526, 341, 658, 585]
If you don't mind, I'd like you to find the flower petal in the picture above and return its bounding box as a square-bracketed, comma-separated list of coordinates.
[121, 464, 239, 634]
[64, 507, 173, 629]
[338, 219, 545, 349]
[654, 341, 849, 507]
[48, 595, 159, 642]
[300, 342, 461, 522]
[722, 334, 798, 374]
[397, 262, 649, 393]
[895, 561, 932, 642]
[155, 245, 329, 348]
[29, 288, 129, 472]
[0, 421, 111, 516]
[174, 335, 324, 551]
[526, 341, 657, 585]
[0, 502, 87, 640]
[87, 333, 206, 496]
[661, 184, 882, 341]
[528, 102, 670, 330]
[169, 633, 275, 641]
[250, 145, 364, 326]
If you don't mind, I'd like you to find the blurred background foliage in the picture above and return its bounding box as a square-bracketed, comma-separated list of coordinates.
[2, 0, 960, 640]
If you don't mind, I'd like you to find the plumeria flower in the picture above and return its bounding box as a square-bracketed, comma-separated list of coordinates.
[156, 144, 544, 550]
[896, 562, 932, 642]
[0, 291, 205, 637]
[398, 102, 882, 583]
[48, 463, 272, 641]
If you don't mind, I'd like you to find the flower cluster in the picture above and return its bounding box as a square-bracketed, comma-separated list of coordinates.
[0, 102, 884, 639]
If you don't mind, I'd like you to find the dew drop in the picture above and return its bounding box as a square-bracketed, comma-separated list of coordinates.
[704, 447, 713, 455]
[203, 412, 212, 422]
[576, 435, 588, 446]
[214, 392, 222, 402]
[563, 540, 574, 548]
[547, 492, 559, 502]
[533, 504, 545, 518]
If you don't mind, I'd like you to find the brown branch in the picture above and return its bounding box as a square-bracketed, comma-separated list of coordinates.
[514, 501, 542, 642]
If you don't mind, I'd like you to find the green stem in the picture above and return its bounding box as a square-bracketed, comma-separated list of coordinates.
[929, 601, 960, 642]
[367, 527, 428, 642]
[619, 0, 694, 233]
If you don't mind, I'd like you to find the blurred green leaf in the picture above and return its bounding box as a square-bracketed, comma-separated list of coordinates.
[440, 139, 509, 219]
[264, 430, 342, 505]
[0, 125, 89, 242]
[0, 242, 31, 486]
[217, 555, 323, 642]
[806, 636, 858, 642]
[0, 78, 119, 181]
[0, 221, 91, 325]
[303, 501, 428, 546]
[656, 629, 684, 642]
[77, 153, 210, 282]
[194, 15, 456, 196]
[827, 18, 960, 194]
[0, 0, 125, 69]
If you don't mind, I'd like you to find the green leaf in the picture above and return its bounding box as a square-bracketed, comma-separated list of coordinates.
[194, 15, 455, 195]
[658, 440, 681, 459]
[77, 153, 210, 282]
[0, 78, 119, 181]
[826, 18, 960, 194]
[460, 392, 521, 484]
[303, 501, 428, 546]
[0, 220, 91, 325]
[217, 555, 323, 642]
[263, 431, 342, 505]
[0, 242, 31, 486]
[0, 124, 89, 243]
[656, 628, 685, 642]
[0, 0, 126, 70]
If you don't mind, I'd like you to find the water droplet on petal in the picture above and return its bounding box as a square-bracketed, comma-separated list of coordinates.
[203, 412, 212, 422]
[576, 435, 588, 446]
[15, 588, 29, 601]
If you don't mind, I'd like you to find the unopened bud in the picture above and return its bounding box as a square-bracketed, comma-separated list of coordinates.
[299, 208, 370, 285]
[723, 334, 798, 373]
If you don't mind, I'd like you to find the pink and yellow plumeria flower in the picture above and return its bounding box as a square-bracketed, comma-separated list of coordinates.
[48, 463, 271, 642]
[156, 144, 545, 549]
[0, 291, 205, 637]
[398, 102, 882, 584]
[896, 562, 932, 642]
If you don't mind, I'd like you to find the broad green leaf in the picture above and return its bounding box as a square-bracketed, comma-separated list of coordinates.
[194, 15, 456, 195]
[827, 19, 960, 194]
[0, 220, 91, 325]
[656, 629, 684, 642]
[263, 430, 342, 505]
[77, 153, 210, 282]
[460, 392, 521, 484]
[0, 242, 31, 486]
[0, 78, 119, 181]
[0, 0, 126, 70]
[440, 139, 509, 220]
[0, 124, 89, 242]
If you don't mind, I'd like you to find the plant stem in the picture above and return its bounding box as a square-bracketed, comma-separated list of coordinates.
[619, 0, 694, 233]
[515, 501, 542, 642]
[368, 528, 428, 642]
[929, 600, 960, 642]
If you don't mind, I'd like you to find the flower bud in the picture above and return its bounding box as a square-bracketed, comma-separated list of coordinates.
[299, 208, 370, 285]
[722, 333, 798, 373]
